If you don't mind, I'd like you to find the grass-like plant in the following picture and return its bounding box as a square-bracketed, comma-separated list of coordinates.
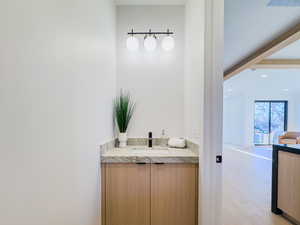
[114, 90, 135, 133]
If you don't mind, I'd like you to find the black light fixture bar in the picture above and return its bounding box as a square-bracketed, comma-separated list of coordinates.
[127, 29, 174, 35]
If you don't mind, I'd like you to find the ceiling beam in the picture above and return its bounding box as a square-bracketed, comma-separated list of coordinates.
[224, 22, 300, 80]
[251, 59, 300, 69]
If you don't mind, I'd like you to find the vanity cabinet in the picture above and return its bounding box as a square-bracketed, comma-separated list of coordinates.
[101, 163, 198, 225]
[151, 163, 198, 225]
[104, 163, 151, 225]
[101, 164, 106, 225]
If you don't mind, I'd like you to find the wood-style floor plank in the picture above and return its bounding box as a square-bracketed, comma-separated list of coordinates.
[222, 147, 292, 225]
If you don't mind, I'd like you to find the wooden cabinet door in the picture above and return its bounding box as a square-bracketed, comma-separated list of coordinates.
[105, 163, 151, 225]
[151, 163, 198, 225]
[101, 164, 106, 225]
[278, 151, 300, 222]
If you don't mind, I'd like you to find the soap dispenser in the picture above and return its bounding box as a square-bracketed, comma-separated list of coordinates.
[160, 129, 167, 147]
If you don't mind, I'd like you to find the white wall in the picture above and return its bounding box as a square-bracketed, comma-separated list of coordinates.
[116, 6, 185, 138]
[223, 94, 247, 147]
[184, 0, 204, 142]
[0, 1, 116, 225]
[223, 69, 300, 147]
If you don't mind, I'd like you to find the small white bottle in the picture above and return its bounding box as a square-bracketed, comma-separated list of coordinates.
[160, 129, 167, 147]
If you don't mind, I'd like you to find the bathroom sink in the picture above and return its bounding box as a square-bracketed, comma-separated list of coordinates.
[103, 146, 172, 156]
[102, 146, 197, 158]
[130, 146, 169, 150]
[129, 150, 169, 155]
[128, 147, 170, 155]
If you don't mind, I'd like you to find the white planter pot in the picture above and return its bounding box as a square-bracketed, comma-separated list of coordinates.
[118, 132, 128, 148]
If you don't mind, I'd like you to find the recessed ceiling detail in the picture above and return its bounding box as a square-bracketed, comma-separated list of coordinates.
[115, 0, 186, 5]
[268, 0, 300, 7]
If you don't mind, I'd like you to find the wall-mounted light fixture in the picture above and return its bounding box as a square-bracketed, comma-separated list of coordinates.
[162, 35, 175, 51]
[126, 36, 139, 51]
[126, 29, 175, 52]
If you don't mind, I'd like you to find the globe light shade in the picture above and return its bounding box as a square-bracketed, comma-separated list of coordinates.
[126, 36, 139, 51]
[144, 36, 157, 51]
[162, 36, 175, 51]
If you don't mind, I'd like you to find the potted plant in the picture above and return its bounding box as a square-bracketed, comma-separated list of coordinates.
[114, 90, 135, 148]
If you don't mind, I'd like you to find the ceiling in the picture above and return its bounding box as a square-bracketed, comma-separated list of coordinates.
[224, 68, 300, 98]
[268, 0, 300, 7]
[114, 0, 186, 5]
[225, 0, 300, 70]
[224, 69, 300, 98]
[268, 38, 300, 59]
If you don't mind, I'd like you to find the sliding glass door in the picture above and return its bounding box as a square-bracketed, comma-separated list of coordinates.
[254, 101, 288, 145]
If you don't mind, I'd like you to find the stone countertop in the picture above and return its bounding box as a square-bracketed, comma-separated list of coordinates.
[101, 146, 199, 163]
[273, 144, 300, 154]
